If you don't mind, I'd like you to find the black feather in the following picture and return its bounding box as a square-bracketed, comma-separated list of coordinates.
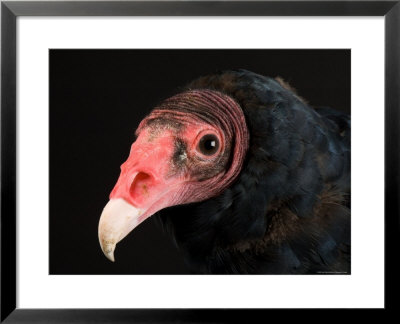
[156, 70, 351, 274]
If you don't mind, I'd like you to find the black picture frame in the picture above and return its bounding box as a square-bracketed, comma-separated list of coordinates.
[1, 0, 398, 322]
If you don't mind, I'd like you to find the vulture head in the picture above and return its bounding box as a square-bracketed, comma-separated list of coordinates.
[98, 69, 350, 274]
[98, 89, 249, 261]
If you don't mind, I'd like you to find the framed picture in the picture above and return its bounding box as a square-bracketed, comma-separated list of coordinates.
[1, 0, 398, 322]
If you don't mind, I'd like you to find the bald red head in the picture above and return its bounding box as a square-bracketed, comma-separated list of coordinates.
[98, 89, 249, 261]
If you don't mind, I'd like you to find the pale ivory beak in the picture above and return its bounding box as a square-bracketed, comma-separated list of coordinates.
[98, 198, 144, 262]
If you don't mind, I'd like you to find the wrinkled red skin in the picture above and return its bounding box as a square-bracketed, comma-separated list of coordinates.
[110, 123, 224, 223]
[109, 89, 249, 224]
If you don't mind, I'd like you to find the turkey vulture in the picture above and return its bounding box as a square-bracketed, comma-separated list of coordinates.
[98, 69, 350, 274]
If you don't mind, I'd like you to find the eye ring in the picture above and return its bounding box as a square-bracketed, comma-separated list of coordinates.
[197, 134, 220, 156]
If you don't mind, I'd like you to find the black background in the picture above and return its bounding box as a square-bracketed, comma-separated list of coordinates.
[50, 49, 350, 274]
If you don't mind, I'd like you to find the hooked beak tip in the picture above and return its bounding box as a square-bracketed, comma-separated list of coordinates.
[98, 198, 146, 263]
[100, 239, 116, 262]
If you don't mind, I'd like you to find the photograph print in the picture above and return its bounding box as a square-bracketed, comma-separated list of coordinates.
[50, 49, 350, 274]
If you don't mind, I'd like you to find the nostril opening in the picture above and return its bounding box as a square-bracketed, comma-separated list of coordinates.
[130, 172, 152, 199]
[134, 172, 151, 183]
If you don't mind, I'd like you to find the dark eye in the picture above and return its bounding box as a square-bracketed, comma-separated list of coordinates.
[197, 134, 220, 156]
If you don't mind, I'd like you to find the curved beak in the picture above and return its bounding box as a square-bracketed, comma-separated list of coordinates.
[97, 129, 181, 262]
[98, 198, 144, 262]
